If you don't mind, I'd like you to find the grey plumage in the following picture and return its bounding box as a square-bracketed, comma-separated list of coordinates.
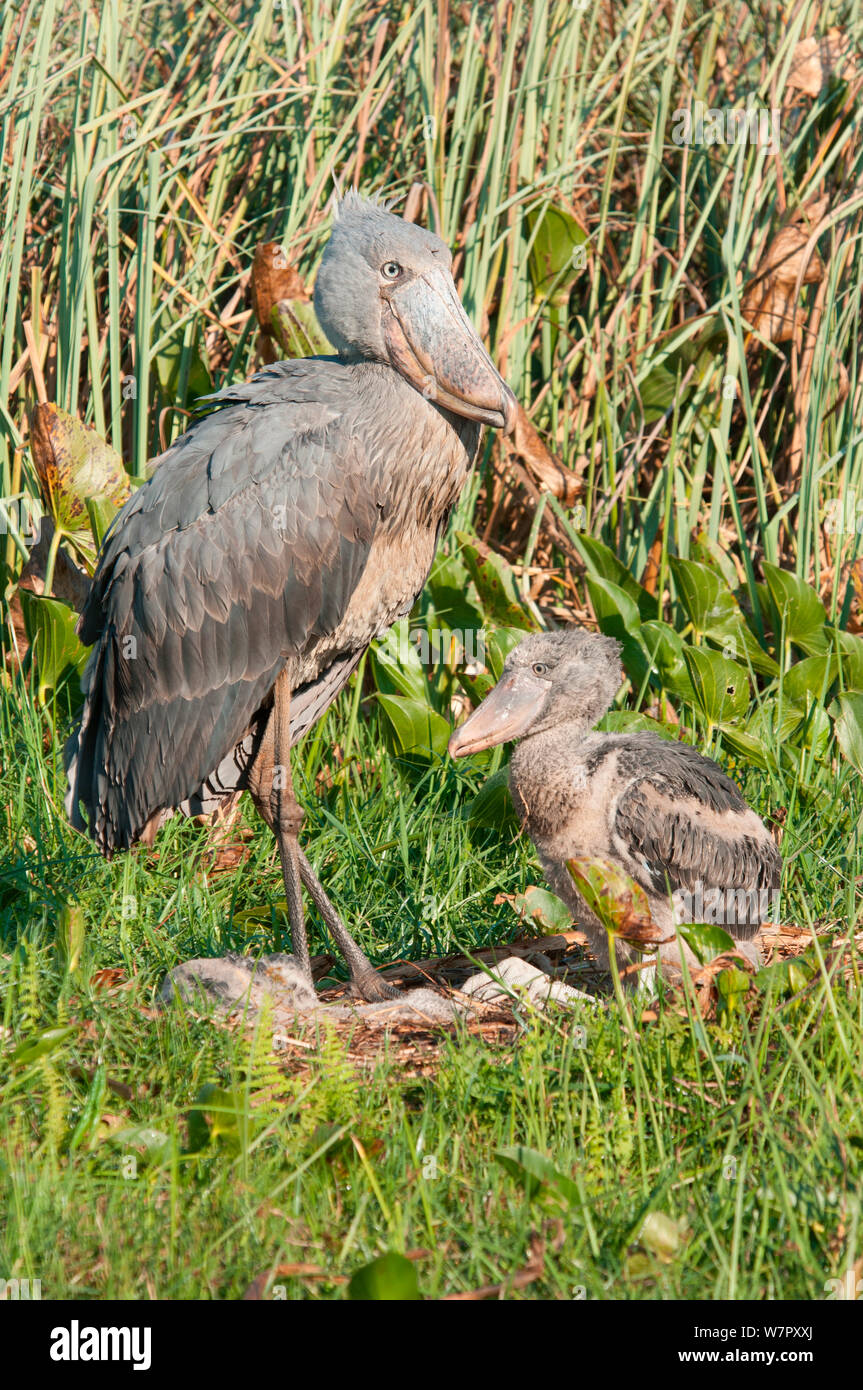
[449, 628, 781, 981]
[65, 192, 517, 1005]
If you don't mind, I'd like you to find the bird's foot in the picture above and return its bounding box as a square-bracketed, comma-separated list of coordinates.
[348, 968, 401, 1003]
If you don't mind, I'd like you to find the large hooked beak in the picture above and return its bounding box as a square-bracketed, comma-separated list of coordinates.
[448, 669, 549, 758]
[384, 265, 518, 433]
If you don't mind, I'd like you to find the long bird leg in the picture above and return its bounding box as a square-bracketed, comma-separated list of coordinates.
[297, 848, 399, 1003]
[251, 671, 399, 1003]
[268, 670, 311, 982]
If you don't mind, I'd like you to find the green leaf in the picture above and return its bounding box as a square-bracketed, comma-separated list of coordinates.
[677, 923, 736, 964]
[370, 620, 428, 702]
[781, 654, 838, 706]
[525, 203, 588, 305]
[187, 1084, 249, 1154]
[830, 692, 863, 774]
[377, 694, 451, 759]
[683, 647, 749, 724]
[271, 297, 334, 358]
[587, 577, 650, 686]
[154, 331, 213, 405]
[837, 631, 863, 691]
[671, 556, 737, 633]
[464, 765, 517, 830]
[486, 627, 526, 680]
[494, 1145, 579, 1205]
[19, 591, 89, 705]
[510, 886, 572, 933]
[763, 564, 829, 655]
[641, 1211, 688, 1262]
[597, 709, 678, 740]
[638, 620, 695, 701]
[110, 1125, 172, 1165]
[569, 533, 657, 619]
[12, 1025, 78, 1066]
[56, 902, 85, 973]
[348, 1252, 420, 1301]
[716, 965, 752, 1019]
[715, 724, 770, 770]
[566, 857, 663, 949]
[456, 532, 535, 630]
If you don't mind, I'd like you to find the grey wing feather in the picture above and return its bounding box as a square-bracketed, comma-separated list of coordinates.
[612, 737, 781, 935]
[66, 360, 378, 853]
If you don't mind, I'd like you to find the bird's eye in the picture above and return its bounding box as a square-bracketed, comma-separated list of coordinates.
[381, 261, 402, 280]
[532, 662, 548, 677]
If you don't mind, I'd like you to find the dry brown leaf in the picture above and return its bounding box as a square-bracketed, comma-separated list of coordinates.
[787, 29, 855, 99]
[250, 243, 307, 336]
[741, 196, 828, 344]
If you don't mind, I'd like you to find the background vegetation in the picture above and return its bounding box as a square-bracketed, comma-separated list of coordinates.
[1, 0, 862, 1300]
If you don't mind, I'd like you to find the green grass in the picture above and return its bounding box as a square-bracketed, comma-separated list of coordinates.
[2, 0, 863, 1300]
[1, 674, 862, 1299]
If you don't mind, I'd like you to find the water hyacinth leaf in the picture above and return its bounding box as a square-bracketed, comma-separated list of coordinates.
[587, 577, 650, 686]
[494, 1145, 580, 1205]
[510, 885, 572, 932]
[779, 654, 837, 706]
[526, 202, 588, 305]
[683, 646, 749, 724]
[377, 694, 451, 759]
[598, 708, 678, 740]
[716, 724, 770, 770]
[716, 965, 752, 1019]
[348, 1252, 420, 1301]
[638, 620, 695, 700]
[464, 765, 517, 829]
[29, 402, 131, 533]
[370, 620, 428, 702]
[830, 692, 863, 774]
[670, 556, 738, 633]
[19, 591, 90, 705]
[456, 531, 536, 630]
[154, 331, 213, 406]
[56, 902, 85, 972]
[486, 626, 527, 680]
[566, 856, 663, 948]
[763, 564, 829, 654]
[837, 631, 863, 690]
[569, 533, 657, 620]
[12, 1024, 78, 1066]
[677, 923, 736, 964]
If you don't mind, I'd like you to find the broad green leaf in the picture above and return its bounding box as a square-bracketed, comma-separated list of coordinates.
[494, 1145, 580, 1205]
[780, 654, 837, 706]
[597, 708, 678, 740]
[85, 493, 120, 550]
[271, 298, 334, 358]
[348, 1253, 420, 1301]
[154, 331, 213, 405]
[188, 1084, 249, 1154]
[370, 620, 428, 702]
[377, 694, 451, 759]
[587, 577, 650, 686]
[716, 964, 752, 1019]
[29, 402, 130, 534]
[464, 765, 517, 830]
[837, 631, 863, 691]
[569, 533, 657, 619]
[716, 724, 770, 769]
[525, 203, 588, 305]
[456, 532, 536, 630]
[670, 556, 737, 633]
[638, 620, 695, 701]
[19, 592, 89, 705]
[110, 1125, 172, 1165]
[12, 1024, 78, 1066]
[510, 885, 571, 932]
[683, 647, 749, 724]
[763, 564, 828, 654]
[755, 954, 816, 998]
[830, 692, 863, 774]
[56, 902, 85, 973]
[677, 923, 736, 964]
[690, 533, 741, 592]
[566, 856, 663, 949]
[486, 627, 526, 680]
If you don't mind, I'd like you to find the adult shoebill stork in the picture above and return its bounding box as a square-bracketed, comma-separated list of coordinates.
[449, 630, 781, 985]
[65, 192, 517, 1001]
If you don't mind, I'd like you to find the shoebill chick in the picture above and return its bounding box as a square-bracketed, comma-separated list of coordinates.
[449, 630, 781, 987]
